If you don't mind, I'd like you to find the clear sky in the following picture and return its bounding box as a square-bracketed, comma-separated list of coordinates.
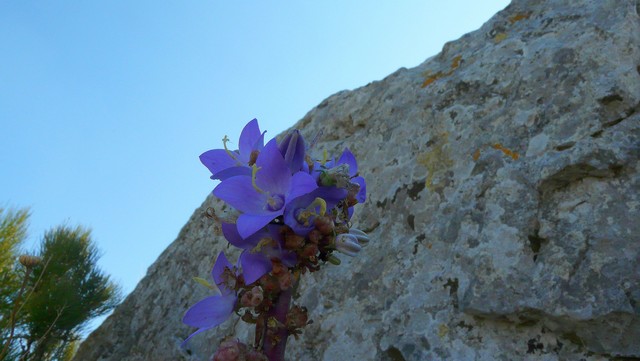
[0, 1, 509, 333]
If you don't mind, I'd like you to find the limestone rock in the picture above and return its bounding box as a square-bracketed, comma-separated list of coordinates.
[74, 0, 640, 360]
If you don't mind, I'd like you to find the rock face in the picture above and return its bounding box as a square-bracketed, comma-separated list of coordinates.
[74, 0, 640, 360]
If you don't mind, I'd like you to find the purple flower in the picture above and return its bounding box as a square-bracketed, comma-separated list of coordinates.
[283, 187, 347, 236]
[278, 129, 306, 174]
[313, 148, 366, 204]
[200, 119, 266, 181]
[182, 252, 239, 344]
[221, 223, 297, 284]
[213, 138, 317, 238]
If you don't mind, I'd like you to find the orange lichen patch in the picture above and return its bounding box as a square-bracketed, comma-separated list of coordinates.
[421, 55, 463, 88]
[509, 12, 532, 24]
[492, 143, 519, 160]
[421, 71, 445, 88]
[472, 149, 481, 161]
[493, 32, 508, 44]
[427, 243, 433, 249]
[450, 55, 462, 70]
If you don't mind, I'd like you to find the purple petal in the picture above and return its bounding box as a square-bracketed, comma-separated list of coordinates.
[237, 213, 280, 239]
[283, 187, 346, 236]
[212, 166, 252, 181]
[211, 251, 233, 294]
[181, 327, 209, 348]
[280, 250, 297, 267]
[238, 119, 262, 159]
[287, 171, 318, 201]
[279, 130, 306, 173]
[255, 139, 291, 195]
[213, 176, 269, 214]
[221, 222, 256, 249]
[337, 147, 358, 177]
[200, 149, 243, 180]
[182, 293, 236, 329]
[252, 131, 266, 153]
[352, 176, 367, 204]
[240, 251, 272, 285]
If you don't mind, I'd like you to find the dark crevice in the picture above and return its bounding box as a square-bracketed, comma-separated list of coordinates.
[597, 93, 623, 105]
[407, 180, 427, 200]
[590, 129, 604, 138]
[539, 163, 622, 195]
[384, 346, 407, 361]
[413, 233, 426, 255]
[602, 117, 626, 128]
[555, 142, 575, 151]
[407, 214, 415, 231]
[443, 278, 459, 309]
[377, 179, 427, 209]
[526, 337, 544, 354]
[528, 233, 545, 262]
[625, 290, 638, 311]
[604, 101, 639, 127]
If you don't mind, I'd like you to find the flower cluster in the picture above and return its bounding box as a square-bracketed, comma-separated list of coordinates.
[183, 119, 368, 361]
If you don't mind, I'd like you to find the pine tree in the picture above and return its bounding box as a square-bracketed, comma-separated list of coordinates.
[17, 225, 121, 360]
[0, 208, 29, 320]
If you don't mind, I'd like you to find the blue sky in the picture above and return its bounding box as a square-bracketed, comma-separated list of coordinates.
[0, 1, 509, 332]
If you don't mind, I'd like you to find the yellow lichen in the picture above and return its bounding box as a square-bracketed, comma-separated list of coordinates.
[438, 324, 450, 338]
[509, 12, 532, 24]
[493, 32, 508, 43]
[416, 132, 453, 191]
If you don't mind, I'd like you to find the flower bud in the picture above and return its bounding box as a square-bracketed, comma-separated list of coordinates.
[314, 216, 334, 235]
[271, 261, 287, 276]
[259, 274, 279, 294]
[277, 271, 293, 290]
[327, 254, 341, 265]
[284, 232, 305, 250]
[246, 350, 268, 361]
[286, 305, 309, 330]
[278, 129, 306, 173]
[300, 243, 318, 259]
[335, 233, 362, 257]
[240, 286, 264, 308]
[319, 164, 351, 188]
[349, 228, 370, 246]
[19, 255, 42, 268]
[307, 229, 322, 244]
[213, 338, 244, 361]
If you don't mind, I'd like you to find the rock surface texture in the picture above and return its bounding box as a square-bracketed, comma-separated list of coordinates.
[74, 0, 640, 360]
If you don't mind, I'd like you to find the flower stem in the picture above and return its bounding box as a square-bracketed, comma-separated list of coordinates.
[262, 287, 292, 361]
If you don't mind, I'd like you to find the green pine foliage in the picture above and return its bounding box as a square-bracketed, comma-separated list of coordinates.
[0, 208, 30, 320]
[21, 226, 121, 360]
[0, 210, 121, 361]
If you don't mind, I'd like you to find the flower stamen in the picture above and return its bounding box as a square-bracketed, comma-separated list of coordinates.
[251, 165, 267, 194]
[295, 197, 327, 226]
[321, 149, 328, 166]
